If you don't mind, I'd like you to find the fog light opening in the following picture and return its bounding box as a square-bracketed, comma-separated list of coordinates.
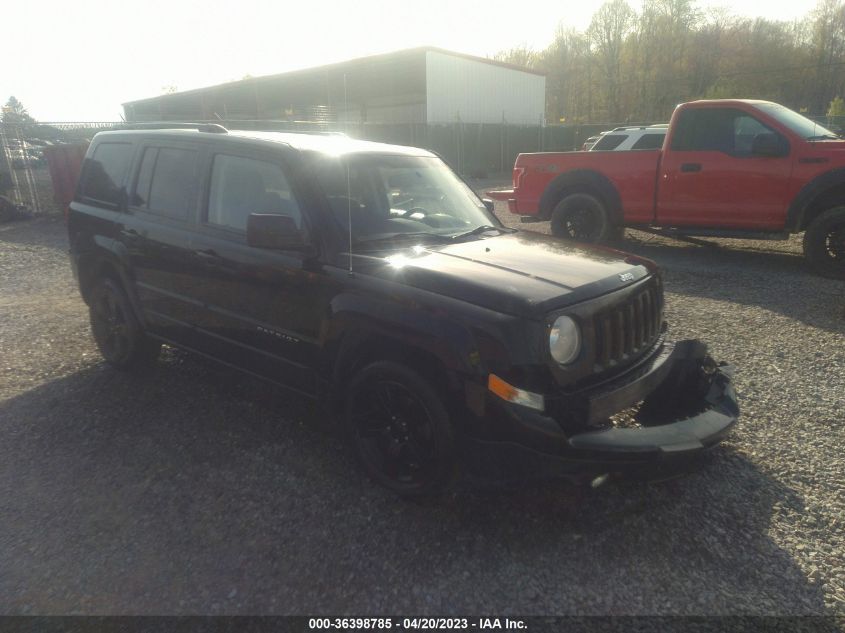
[591, 473, 611, 489]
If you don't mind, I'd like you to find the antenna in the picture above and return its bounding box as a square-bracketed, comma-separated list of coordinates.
[345, 73, 353, 276]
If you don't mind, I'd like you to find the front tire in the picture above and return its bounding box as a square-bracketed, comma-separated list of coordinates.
[803, 207, 845, 279]
[345, 361, 456, 496]
[550, 193, 614, 243]
[89, 277, 161, 370]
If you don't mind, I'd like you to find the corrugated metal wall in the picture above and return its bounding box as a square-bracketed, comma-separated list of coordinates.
[425, 51, 546, 125]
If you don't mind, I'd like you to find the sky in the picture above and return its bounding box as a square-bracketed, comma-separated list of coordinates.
[2, 0, 823, 122]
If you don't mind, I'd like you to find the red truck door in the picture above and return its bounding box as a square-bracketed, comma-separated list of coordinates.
[656, 106, 793, 229]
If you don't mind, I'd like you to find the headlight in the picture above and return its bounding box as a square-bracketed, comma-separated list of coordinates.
[549, 315, 581, 364]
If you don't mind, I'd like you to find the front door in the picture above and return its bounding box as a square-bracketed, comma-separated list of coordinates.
[181, 149, 329, 396]
[656, 107, 793, 229]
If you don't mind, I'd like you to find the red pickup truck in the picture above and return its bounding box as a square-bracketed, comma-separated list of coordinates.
[488, 99, 845, 278]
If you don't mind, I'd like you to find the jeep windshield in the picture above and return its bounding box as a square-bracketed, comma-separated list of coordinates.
[311, 154, 504, 246]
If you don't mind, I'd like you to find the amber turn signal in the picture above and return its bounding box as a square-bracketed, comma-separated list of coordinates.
[487, 374, 545, 411]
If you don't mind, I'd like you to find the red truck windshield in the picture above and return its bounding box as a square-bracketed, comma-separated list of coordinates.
[756, 103, 838, 140]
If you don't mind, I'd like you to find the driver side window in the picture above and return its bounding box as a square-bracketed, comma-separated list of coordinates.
[206, 154, 302, 232]
[671, 108, 779, 156]
[733, 115, 772, 155]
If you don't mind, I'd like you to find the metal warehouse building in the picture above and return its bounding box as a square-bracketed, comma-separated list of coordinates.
[122, 47, 546, 127]
[123, 47, 548, 175]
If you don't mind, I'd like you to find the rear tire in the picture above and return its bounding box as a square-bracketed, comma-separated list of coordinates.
[89, 277, 161, 370]
[344, 361, 456, 496]
[803, 207, 845, 279]
[550, 193, 614, 243]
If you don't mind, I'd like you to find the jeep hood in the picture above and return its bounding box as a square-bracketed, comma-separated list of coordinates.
[351, 231, 656, 318]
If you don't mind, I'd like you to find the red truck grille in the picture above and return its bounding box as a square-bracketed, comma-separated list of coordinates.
[592, 283, 663, 372]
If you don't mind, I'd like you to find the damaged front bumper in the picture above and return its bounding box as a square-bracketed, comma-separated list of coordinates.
[464, 339, 739, 482]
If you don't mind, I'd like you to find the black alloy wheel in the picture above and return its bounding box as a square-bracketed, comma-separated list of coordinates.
[346, 362, 455, 496]
[89, 277, 160, 369]
[824, 225, 845, 260]
[551, 193, 611, 243]
[803, 207, 845, 279]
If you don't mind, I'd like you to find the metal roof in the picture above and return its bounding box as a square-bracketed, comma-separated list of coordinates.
[122, 46, 544, 108]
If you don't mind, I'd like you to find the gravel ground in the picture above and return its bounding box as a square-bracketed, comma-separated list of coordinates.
[1, 209, 844, 618]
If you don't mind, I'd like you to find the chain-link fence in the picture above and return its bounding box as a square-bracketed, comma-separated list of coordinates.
[809, 115, 845, 132]
[8, 119, 625, 179]
[0, 119, 655, 218]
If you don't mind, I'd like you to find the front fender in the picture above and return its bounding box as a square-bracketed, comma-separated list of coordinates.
[786, 167, 845, 231]
[325, 291, 482, 388]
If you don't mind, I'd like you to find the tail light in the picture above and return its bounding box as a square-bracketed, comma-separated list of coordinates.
[512, 167, 525, 190]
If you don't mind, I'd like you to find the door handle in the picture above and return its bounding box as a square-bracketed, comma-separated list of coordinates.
[680, 163, 702, 173]
[120, 228, 140, 238]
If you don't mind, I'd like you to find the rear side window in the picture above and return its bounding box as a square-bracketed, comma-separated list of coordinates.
[206, 154, 302, 232]
[80, 142, 133, 205]
[132, 147, 198, 220]
[593, 134, 628, 150]
[631, 133, 665, 150]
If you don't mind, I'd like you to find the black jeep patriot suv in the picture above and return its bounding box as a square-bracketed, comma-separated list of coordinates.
[67, 126, 739, 495]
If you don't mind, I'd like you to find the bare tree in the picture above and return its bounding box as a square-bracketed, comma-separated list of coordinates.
[494, 45, 539, 69]
[588, 0, 636, 120]
[540, 26, 594, 122]
[494, 0, 845, 124]
[810, 0, 845, 112]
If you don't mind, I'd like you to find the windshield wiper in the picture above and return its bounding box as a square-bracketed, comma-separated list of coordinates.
[354, 231, 453, 245]
[448, 225, 513, 241]
[806, 134, 840, 141]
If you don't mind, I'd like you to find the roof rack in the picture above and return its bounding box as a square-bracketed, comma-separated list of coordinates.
[284, 130, 348, 136]
[116, 122, 228, 133]
[198, 123, 228, 133]
[115, 122, 353, 137]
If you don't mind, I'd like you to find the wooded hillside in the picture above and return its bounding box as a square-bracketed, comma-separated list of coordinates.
[496, 0, 845, 123]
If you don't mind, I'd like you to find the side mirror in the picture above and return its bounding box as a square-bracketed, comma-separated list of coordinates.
[247, 213, 308, 251]
[482, 198, 495, 213]
[752, 132, 788, 157]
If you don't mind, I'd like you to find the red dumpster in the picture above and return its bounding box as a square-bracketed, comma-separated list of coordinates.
[43, 142, 89, 212]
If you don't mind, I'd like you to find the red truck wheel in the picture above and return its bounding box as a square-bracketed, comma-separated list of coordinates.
[803, 207, 845, 279]
[550, 193, 613, 243]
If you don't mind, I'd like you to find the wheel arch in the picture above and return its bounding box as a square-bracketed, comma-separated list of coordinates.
[76, 240, 144, 325]
[538, 169, 623, 225]
[787, 168, 845, 232]
[328, 328, 468, 419]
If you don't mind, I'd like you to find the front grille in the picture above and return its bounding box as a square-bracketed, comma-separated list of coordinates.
[592, 281, 663, 372]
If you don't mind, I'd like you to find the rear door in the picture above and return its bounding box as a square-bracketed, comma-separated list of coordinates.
[656, 107, 793, 229]
[71, 138, 137, 288]
[122, 141, 203, 344]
